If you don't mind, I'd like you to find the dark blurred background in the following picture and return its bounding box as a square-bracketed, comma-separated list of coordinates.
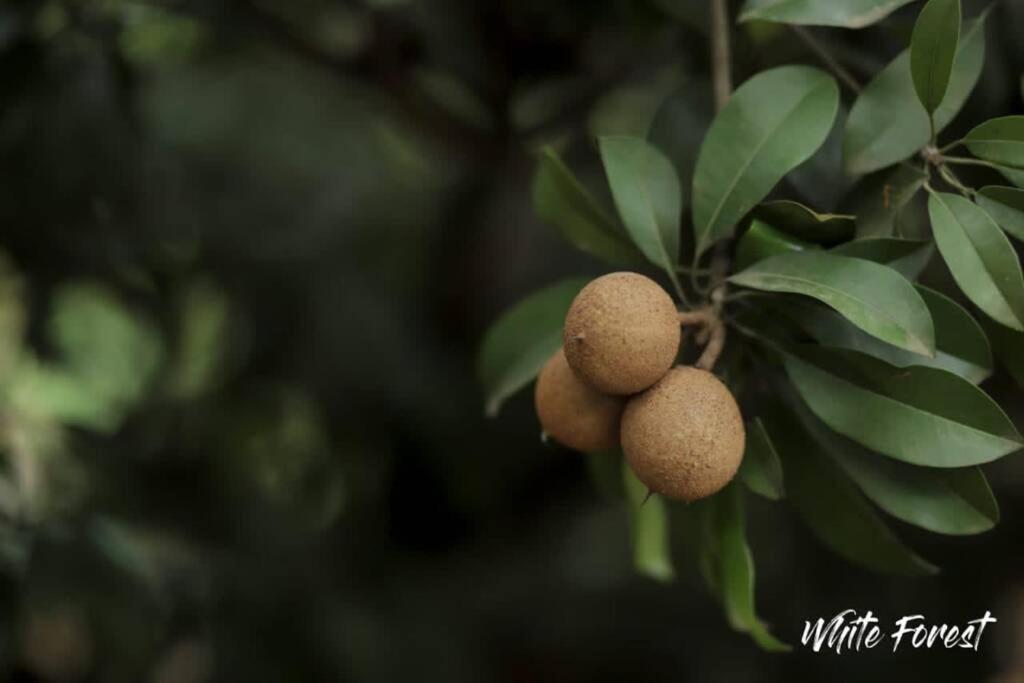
[1, 0, 1024, 681]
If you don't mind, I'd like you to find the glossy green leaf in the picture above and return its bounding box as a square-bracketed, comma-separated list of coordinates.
[599, 136, 682, 277]
[796, 406, 998, 535]
[964, 116, 1024, 168]
[976, 186, 1024, 241]
[844, 15, 987, 175]
[910, 0, 961, 115]
[729, 251, 935, 355]
[830, 237, 933, 280]
[478, 278, 588, 417]
[738, 0, 917, 28]
[928, 191, 1024, 331]
[533, 148, 642, 266]
[735, 219, 814, 270]
[623, 461, 675, 582]
[692, 66, 839, 255]
[993, 164, 1024, 189]
[753, 200, 855, 245]
[765, 409, 937, 576]
[848, 165, 929, 239]
[739, 419, 785, 500]
[783, 284, 992, 383]
[715, 485, 789, 651]
[784, 351, 1022, 467]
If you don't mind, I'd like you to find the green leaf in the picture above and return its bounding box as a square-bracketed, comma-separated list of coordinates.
[765, 409, 937, 576]
[167, 278, 230, 400]
[830, 237, 934, 280]
[599, 136, 682, 278]
[647, 79, 715, 198]
[729, 251, 936, 355]
[752, 200, 855, 245]
[910, 0, 961, 116]
[992, 164, 1024, 189]
[692, 66, 839, 255]
[784, 351, 1022, 467]
[738, 0, 917, 28]
[847, 165, 929, 239]
[976, 186, 1024, 241]
[928, 191, 1024, 331]
[782, 284, 992, 383]
[981, 319, 1024, 389]
[10, 359, 121, 432]
[715, 485, 790, 651]
[964, 116, 1024, 168]
[796, 406, 998, 535]
[49, 282, 164, 416]
[0, 253, 25, 385]
[844, 15, 987, 175]
[734, 219, 814, 270]
[478, 278, 588, 417]
[533, 148, 642, 266]
[623, 461, 675, 582]
[739, 419, 785, 500]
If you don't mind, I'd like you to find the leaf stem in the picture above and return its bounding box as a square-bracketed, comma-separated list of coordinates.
[789, 26, 862, 94]
[937, 164, 976, 199]
[665, 267, 692, 308]
[941, 155, 1001, 170]
[938, 139, 963, 154]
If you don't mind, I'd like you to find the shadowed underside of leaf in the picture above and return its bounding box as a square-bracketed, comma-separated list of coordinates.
[794, 402, 998, 535]
[738, 0, 917, 28]
[532, 147, 642, 266]
[764, 408, 937, 576]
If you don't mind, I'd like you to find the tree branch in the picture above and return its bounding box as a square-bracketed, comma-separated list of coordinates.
[710, 0, 732, 110]
[790, 26, 862, 94]
[700, 0, 733, 372]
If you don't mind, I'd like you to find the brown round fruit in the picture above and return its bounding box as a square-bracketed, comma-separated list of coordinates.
[534, 348, 624, 452]
[563, 272, 680, 395]
[621, 366, 744, 501]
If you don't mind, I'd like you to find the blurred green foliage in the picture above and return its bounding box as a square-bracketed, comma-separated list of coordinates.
[0, 0, 1023, 681]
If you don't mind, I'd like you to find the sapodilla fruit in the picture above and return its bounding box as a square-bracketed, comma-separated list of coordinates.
[563, 272, 680, 395]
[621, 366, 744, 501]
[535, 348, 624, 452]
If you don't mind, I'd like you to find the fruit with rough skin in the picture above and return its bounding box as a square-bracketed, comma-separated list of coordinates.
[621, 366, 744, 501]
[534, 348, 624, 452]
[563, 272, 681, 395]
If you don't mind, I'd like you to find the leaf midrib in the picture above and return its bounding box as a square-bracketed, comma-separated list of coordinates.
[734, 270, 931, 354]
[789, 357, 1023, 463]
[931, 192, 1024, 327]
[699, 77, 830, 252]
